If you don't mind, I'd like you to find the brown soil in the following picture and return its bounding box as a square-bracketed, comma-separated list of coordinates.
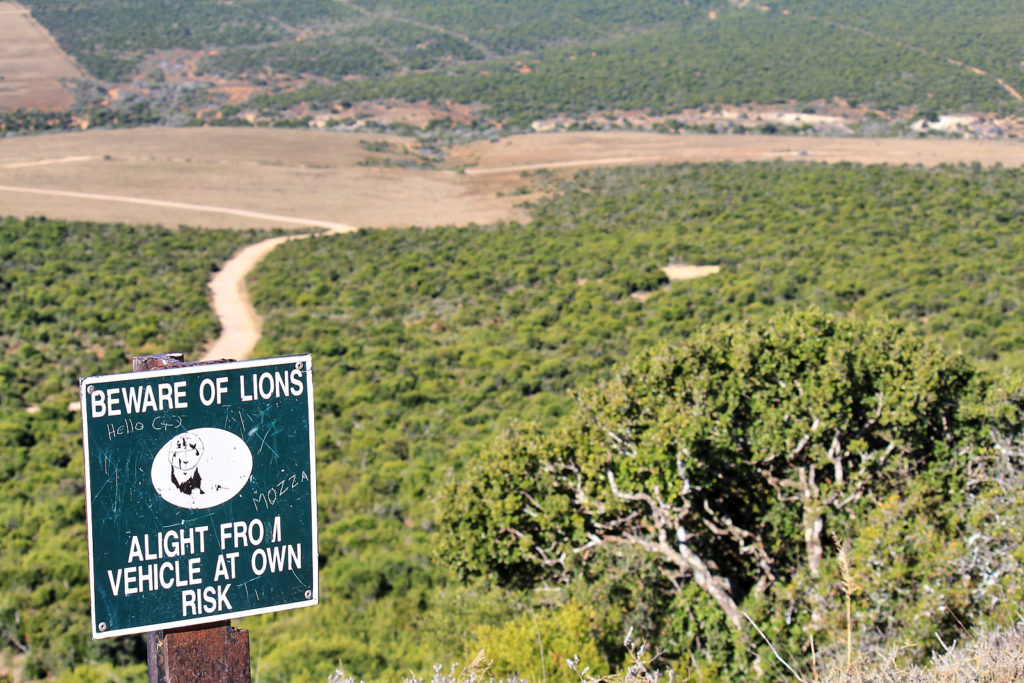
[0, 127, 530, 229]
[0, 1, 84, 110]
[453, 132, 1024, 180]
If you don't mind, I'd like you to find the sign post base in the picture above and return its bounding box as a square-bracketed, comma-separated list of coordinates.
[146, 623, 251, 683]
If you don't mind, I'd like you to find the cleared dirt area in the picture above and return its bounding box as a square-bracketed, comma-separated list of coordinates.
[3, 128, 1024, 231]
[663, 264, 721, 281]
[0, 1, 84, 110]
[0, 127, 531, 229]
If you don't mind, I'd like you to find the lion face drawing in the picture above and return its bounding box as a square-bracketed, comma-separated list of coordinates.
[169, 432, 205, 495]
[152, 428, 253, 509]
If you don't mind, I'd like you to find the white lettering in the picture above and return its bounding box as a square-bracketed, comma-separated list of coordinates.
[199, 378, 217, 406]
[188, 557, 201, 586]
[290, 368, 304, 396]
[251, 543, 302, 576]
[142, 385, 158, 412]
[158, 383, 173, 410]
[219, 519, 265, 550]
[180, 585, 232, 616]
[107, 568, 122, 596]
[90, 388, 106, 418]
[181, 589, 198, 616]
[106, 388, 121, 416]
[128, 536, 144, 563]
[173, 381, 188, 409]
[239, 375, 254, 402]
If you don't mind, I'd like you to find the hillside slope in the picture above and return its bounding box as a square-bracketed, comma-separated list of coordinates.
[13, 0, 1024, 131]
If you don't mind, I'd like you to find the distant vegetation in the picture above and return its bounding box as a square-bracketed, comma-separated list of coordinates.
[0, 109, 76, 136]
[12, 0, 1024, 131]
[19, 0, 356, 81]
[245, 8, 1019, 127]
[5, 161, 1024, 679]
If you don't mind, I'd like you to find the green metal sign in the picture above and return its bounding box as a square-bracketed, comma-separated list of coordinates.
[80, 355, 318, 639]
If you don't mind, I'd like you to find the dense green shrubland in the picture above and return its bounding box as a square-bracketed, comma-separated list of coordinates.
[775, 0, 1024, 99]
[0, 217, 274, 408]
[5, 161, 1024, 679]
[247, 10, 1016, 127]
[241, 161, 1024, 679]
[20, 0, 359, 81]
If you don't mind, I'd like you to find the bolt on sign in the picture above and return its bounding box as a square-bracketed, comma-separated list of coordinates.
[80, 355, 318, 639]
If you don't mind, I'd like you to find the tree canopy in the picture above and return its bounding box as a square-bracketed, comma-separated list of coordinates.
[438, 310, 1022, 675]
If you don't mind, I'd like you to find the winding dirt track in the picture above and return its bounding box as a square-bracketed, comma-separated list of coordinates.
[200, 235, 311, 361]
[4, 128, 1024, 360]
[0, 184, 359, 232]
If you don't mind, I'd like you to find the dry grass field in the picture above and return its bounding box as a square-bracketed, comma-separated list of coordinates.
[0, 1, 83, 110]
[3, 128, 1024, 231]
[0, 127, 531, 229]
[454, 131, 1024, 176]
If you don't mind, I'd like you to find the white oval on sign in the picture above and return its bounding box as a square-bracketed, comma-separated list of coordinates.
[151, 428, 253, 509]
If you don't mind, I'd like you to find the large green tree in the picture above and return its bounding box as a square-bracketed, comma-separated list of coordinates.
[437, 310, 1011, 667]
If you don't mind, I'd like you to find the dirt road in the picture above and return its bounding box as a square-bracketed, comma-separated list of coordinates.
[0, 184, 358, 232]
[200, 234, 315, 361]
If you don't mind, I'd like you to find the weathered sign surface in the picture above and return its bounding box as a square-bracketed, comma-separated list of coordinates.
[80, 355, 318, 639]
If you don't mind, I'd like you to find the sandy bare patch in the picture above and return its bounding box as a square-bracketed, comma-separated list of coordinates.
[627, 264, 721, 302]
[911, 114, 980, 134]
[663, 264, 722, 281]
[0, 1, 84, 110]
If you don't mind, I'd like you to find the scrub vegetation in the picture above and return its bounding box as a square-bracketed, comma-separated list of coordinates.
[6, 160, 1024, 679]
[5, 0, 1024, 680]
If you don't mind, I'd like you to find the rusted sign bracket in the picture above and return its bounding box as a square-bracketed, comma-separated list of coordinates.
[131, 354, 251, 683]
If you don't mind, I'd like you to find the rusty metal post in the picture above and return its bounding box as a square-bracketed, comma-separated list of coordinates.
[132, 353, 251, 683]
[146, 623, 251, 683]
